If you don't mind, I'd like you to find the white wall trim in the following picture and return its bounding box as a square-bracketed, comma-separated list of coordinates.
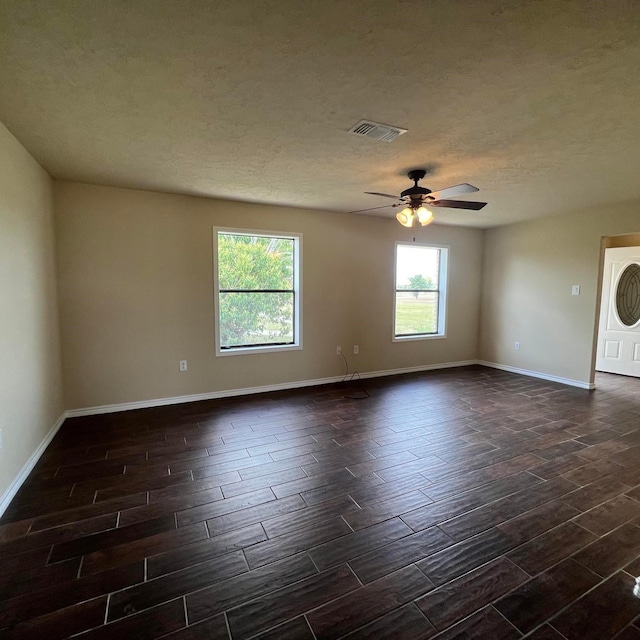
[0, 412, 66, 518]
[65, 360, 479, 417]
[359, 360, 479, 380]
[63, 360, 595, 419]
[478, 360, 595, 390]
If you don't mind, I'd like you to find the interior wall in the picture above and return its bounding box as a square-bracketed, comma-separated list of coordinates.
[54, 182, 484, 410]
[480, 200, 640, 385]
[0, 122, 64, 502]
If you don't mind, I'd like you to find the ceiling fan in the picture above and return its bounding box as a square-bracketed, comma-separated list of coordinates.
[351, 169, 487, 227]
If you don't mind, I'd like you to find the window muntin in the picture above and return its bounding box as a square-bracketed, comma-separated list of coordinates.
[394, 243, 448, 339]
[215, 230, 301, 354]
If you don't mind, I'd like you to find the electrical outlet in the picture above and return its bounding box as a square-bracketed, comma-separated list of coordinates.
[572, 285, 580, 296]
[336, 346, 342, 355]
[514, 341, 520, 351]
[179, 360, 188, 372]
[353, 345, 359, 354]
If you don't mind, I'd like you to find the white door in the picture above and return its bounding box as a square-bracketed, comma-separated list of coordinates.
[596, 246, 640, 376]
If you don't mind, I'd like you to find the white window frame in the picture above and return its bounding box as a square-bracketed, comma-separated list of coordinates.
[213, 227, 303, 356]
[392, 242, 449, 342]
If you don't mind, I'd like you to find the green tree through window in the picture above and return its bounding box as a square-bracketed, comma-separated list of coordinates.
[399, 274, 436, 299]
[216, 231, 300, 350]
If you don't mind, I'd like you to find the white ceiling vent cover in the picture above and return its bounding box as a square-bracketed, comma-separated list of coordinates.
[347, 120, 407, 142]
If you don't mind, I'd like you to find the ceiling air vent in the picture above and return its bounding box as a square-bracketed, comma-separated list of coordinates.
[347, 119, 407, 142]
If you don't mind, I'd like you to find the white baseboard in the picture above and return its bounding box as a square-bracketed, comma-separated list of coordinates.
[0, 412, 66, 518]
[358, 360, 479, 381]
[65, 360, 479, 417]
[65, 376, 347, 417]
[478, 360, 595, 390]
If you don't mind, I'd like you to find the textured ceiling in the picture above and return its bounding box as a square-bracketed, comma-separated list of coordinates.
[0, 0, 639, 227]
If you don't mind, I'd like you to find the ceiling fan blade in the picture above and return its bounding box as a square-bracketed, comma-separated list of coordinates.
[348, 203, 401, 213]
[428, 183, 479, 200]
[364, 191, 401, 200]
[430, 199, 487, 210]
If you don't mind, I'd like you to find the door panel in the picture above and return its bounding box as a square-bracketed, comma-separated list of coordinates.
[596, 247, 640, 376]
[604, 340, 620, 360]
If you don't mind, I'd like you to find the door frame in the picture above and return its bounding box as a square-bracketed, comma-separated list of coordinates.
[590, 233, 640, 385]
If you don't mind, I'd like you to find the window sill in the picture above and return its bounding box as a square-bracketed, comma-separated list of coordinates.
[216, 343, 303, 357]
[393, 333, 446, 343]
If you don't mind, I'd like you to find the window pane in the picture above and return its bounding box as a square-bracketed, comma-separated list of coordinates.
[218, 234, 294, 290]
[220, 292, 294, 347]
[396, 245, 439, 290]
[395, 291, 438, 335]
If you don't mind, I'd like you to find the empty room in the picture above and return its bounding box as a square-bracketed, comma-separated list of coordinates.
[3, 1, 640, 639]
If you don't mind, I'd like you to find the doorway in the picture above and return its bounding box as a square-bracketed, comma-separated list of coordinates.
[596, 241, 640, 377]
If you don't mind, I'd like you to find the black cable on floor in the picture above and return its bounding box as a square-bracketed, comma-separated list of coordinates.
[339, 351, 370, 399]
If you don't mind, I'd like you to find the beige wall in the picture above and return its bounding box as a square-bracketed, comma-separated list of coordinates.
[480, 200, 640, 385]
[54, 182, 484, 409]
[0, 123, 64, 501]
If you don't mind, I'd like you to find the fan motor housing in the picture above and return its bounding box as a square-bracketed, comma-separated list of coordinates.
[401, 169, 431, 199]
[400, 185, 431, 198]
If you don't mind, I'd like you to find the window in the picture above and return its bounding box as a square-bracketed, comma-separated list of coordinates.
[214, 229, 302, 354]
[394, 242, 448, 340]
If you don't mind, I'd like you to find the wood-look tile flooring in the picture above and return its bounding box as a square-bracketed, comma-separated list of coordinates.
[3, 366, 640, 639]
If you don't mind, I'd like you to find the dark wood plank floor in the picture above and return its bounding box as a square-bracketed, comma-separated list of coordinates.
[2, 365, 640, 639]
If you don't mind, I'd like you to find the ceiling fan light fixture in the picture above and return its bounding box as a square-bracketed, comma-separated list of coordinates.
[396, 207, 414, 227]
[356, 170, 486, 220]
[416, 206, 434, 226]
